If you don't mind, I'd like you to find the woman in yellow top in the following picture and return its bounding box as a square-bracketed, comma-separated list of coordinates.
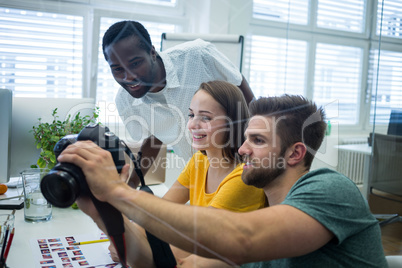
[109, 80, 266, 267]
[163, 80, 266, 212]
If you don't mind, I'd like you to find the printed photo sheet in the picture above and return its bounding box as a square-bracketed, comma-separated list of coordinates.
[30, 233, 122, 268]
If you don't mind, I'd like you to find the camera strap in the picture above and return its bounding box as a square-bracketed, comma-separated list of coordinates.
[124, 145, 177, 268]
[89, 194, 128, 268]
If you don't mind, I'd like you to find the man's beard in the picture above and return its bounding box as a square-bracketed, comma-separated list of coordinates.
[241, 154, 286, 188]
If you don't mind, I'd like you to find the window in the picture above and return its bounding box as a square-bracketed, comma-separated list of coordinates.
[369, 0, 402, 125]
[249, 0, 402, 128]
[369, 49, 402, 124]
[317, 0, 365, 33]
[313, 43, 362, 124]
[0, 7, 83, 98]
[376, 0, 402, 38]
[119, 0, 177, 6]
[1, 0, 183, 101]
[253, 0, 309, 25]
[246, 35, 307, 97]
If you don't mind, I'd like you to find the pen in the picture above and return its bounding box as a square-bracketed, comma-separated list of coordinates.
[3, 227, 14, 261]
[72, 238, 109, 245]
[0, 195, 24, 201]
[0, 210, 15, 255]
[0, 226, 9, 264]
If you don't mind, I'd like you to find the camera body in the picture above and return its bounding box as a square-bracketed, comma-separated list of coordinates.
[40, 123, 127, 208]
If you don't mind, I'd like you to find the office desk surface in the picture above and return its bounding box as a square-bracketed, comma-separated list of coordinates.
[7, 206, 98, 267]
[5, 183, 170, 268]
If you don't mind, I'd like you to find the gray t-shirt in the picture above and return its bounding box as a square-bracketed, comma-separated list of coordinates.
[242, 168, 387, 268]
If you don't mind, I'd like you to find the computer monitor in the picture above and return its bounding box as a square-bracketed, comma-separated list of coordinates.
[0, 89, 12, 183]
[387, 109, 402, 136]
[8, 97, 95, 180]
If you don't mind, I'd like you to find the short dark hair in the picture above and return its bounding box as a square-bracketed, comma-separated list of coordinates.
[197, 81, 249, 163]
[102, 20, 152, 61]
[249, 95, 326, 169]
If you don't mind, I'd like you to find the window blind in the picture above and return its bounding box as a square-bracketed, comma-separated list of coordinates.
[0, 7, 83, 98]
[376, 0, 402, 39]
[317, 0, 365, 33]
[313, 43, 362, 124]
[250, 0, 402, 127]
[246, 35, 307, 98]
[252, 0, 309, 25]
[119, 0, 176, 6]
[369, 49, 402, 124]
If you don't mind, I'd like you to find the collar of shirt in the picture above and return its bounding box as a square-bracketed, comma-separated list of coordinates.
[141, 52, 179, 105]
[158, 51, 180, 90]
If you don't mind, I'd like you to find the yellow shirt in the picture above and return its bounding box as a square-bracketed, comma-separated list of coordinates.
[177, 152, 266, 212]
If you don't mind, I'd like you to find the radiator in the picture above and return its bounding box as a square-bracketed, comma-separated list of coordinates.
[337, 138, 367, 185]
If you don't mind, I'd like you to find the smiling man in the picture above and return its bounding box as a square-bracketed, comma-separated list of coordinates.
[61, 95, 387, 267]
[102, 21, 254, 177]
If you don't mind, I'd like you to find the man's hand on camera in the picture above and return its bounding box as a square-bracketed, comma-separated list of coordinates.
[57, 140, 129, 203]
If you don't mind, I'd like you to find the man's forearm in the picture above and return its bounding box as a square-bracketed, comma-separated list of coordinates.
[123, 217, 156, 268]
[106, 186, 249, 265]
[127, 135, 162, 188]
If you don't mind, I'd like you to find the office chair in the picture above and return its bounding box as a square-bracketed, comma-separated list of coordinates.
[369, 133, 402, 226]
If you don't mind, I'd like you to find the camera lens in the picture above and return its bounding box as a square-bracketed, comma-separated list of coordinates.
[41, 169, 80, 208]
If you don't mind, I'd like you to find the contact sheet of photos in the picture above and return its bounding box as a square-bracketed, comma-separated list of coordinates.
[30, 234, 122, 268]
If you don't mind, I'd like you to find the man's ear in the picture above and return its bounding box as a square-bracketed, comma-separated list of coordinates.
[286, 142, 307, 166]
[151, 46, 157, 60]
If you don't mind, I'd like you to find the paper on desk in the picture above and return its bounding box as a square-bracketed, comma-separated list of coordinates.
[30, 232, 122, 268]
[0, 186, 23, 200]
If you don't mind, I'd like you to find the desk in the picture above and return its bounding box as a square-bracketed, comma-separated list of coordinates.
[5, 183, 169, 268]
[7, 206, 98, 267]
[336, 143, 372, 199]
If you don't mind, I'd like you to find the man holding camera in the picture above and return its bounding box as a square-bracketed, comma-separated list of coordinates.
[58, 95, 386, 267]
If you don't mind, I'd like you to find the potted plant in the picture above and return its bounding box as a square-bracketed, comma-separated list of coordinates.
[30, 107, 100, 170]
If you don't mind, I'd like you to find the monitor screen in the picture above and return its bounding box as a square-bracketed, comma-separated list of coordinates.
[387, 109, 402, 136]
[9, 97, 95, 179]
[0, 89, 12, 183]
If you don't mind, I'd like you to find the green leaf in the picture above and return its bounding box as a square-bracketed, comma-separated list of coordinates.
[38, 158, 46, 168]
[31, 106, 101, 169]
[50, 135, 61, 143]
[50, 154, 57, 163]
[48, 162, 55, 170]
[44, 150, 54, 158]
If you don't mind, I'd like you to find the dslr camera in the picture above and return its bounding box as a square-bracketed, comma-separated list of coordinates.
[40, 123, 128, 208]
